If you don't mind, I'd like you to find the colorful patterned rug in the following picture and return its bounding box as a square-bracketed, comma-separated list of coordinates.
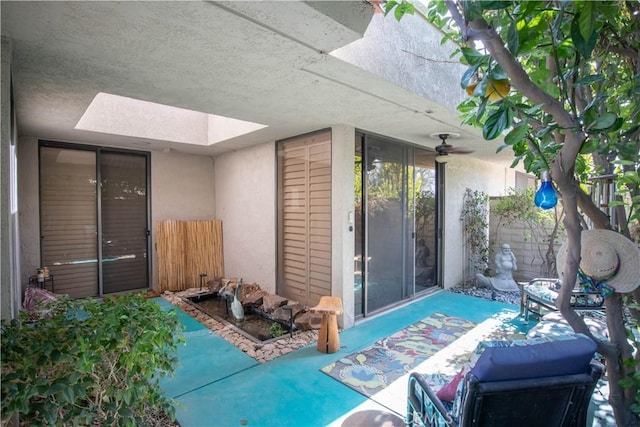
[320, 312, 476, 397]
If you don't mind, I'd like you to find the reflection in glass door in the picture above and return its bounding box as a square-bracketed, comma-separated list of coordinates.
[365, 137, 413, 313]
[40, 146, 99, 299]
[413, 151, 437, 292]
[101, 152, 149, 294]
[354, 134, 437, 317]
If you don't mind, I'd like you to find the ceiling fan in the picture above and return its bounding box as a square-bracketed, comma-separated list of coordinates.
[433, 133, 474, 159]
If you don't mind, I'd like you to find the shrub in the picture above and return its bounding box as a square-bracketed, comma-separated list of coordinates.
[269, 322, 285, 338]
[1, 292, 185, 426]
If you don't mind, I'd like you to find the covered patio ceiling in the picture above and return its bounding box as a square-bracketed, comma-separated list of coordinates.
[1, 1, 513, 165]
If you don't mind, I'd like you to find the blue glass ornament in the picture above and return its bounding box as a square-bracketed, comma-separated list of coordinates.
[534, 170, 557, 209]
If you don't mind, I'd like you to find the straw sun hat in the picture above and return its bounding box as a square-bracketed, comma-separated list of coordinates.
[557, 229, 640, 293]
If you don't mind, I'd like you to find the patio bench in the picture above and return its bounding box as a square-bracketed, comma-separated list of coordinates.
[521, 277, 605, 322]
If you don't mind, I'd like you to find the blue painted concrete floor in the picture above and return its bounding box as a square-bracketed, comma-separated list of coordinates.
[155, 291, 612, 427]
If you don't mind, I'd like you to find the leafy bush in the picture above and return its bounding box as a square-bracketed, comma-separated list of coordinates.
[492, 187, 565, 277]
[460, 188, 490, 279]
[1, 293, 185, 426]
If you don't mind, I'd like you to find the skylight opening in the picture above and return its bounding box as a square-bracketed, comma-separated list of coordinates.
[76, 93, 267, 146]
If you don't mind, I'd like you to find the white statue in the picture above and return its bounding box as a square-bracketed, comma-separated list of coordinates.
[230, 281, 244, 321]
[476, 243, 519, 292]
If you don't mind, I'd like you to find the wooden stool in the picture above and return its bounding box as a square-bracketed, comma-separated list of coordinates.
[309, 296, 343, 354]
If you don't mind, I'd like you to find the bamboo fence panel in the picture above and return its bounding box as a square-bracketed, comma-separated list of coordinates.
[156, 220, 224, 291]
[157, 220, 184, 291]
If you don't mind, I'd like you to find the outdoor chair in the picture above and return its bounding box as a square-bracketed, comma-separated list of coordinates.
[406, 334, 604, 427]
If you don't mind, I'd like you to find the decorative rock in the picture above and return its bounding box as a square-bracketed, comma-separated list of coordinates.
[272, 303, 305, 323]
[238, 283, 262, 299]
[295, 312, 322, 330]
[262, 343, 275, 351]
[262, 294, 289, 312]
[207, 277, 224, 292]
[242, 290, 268, 307]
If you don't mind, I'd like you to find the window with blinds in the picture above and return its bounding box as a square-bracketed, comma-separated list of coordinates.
[277, 130, 332, 306]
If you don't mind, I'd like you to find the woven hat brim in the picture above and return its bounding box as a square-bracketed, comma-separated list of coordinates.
[556, 229, 640, 293]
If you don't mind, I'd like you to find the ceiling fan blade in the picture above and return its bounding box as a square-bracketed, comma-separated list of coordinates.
[448, 147, 474, 154]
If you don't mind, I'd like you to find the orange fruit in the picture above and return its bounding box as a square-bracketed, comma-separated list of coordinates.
[465, 78, 510, 101]
[486, 78, 510, 101]
[466, 83, 477, 97]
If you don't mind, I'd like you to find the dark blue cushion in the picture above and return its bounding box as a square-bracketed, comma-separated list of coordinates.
[469, 334, 597, 382]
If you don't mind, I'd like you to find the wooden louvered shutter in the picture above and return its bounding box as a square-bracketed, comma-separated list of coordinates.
[278, 131, 332, 306]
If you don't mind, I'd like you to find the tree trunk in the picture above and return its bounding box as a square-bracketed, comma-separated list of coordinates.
[604, 294, 639, 426]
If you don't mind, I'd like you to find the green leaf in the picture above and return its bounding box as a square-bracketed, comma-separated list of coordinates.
[394, 2, 415, 21]
[483, 107, 513, 140]
[573, 74, 604, 87]
[474, 78, 488, 98]
[476, 98, 487, 118]
[575, 155, 587, 175]
[488, 65, 508, 81]
[507, 17, 519, 55]
[463, 0, 484, 21]
[605, 117, 624, 133]
[589, 112, 617, 131]
[60, 386, 75, 403]
[579, 139, 599, 154]
[461, 47, 489, 67]
[620, 124, 640, 137]
[461, 65, 479, 89]
[496, 143, 509, 153]
[612, 159, 637, 166]
[578, 1, 596, 43]
[571, 13, 597, 59]
[504, 123, 529, 146]
[383, 0, 398, 16]
[535, 124, 556, 139]
[478, 1, 512, 10]
[524, 104, 544, 115]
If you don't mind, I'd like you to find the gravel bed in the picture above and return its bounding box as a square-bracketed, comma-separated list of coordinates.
[448, 285, 523, 306]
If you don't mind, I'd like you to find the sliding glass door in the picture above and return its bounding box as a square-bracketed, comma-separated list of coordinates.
[354, 133, 437, 317]
[365, 136, 414, 313]
[40, 143, 150, 298]
[40, 147, 99, 298]
[100, 152, 149, 294]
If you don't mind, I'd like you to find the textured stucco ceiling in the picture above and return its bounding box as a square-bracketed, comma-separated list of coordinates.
[1, 1, 512, 163]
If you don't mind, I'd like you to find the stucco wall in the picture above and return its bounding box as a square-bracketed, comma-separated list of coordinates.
[441, 155, 514, 289]
[331, 125, 356, 328]
[214, 141, 276, 292]
[150, 151, 216, 288]
[1, 36, 18, 319]
[332, 12, 466, 112]
[17, 136, 39, 293]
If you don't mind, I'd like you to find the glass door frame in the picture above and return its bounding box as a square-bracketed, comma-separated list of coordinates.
[354, 132, 438, 319]
[39, 140, 152, 297]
